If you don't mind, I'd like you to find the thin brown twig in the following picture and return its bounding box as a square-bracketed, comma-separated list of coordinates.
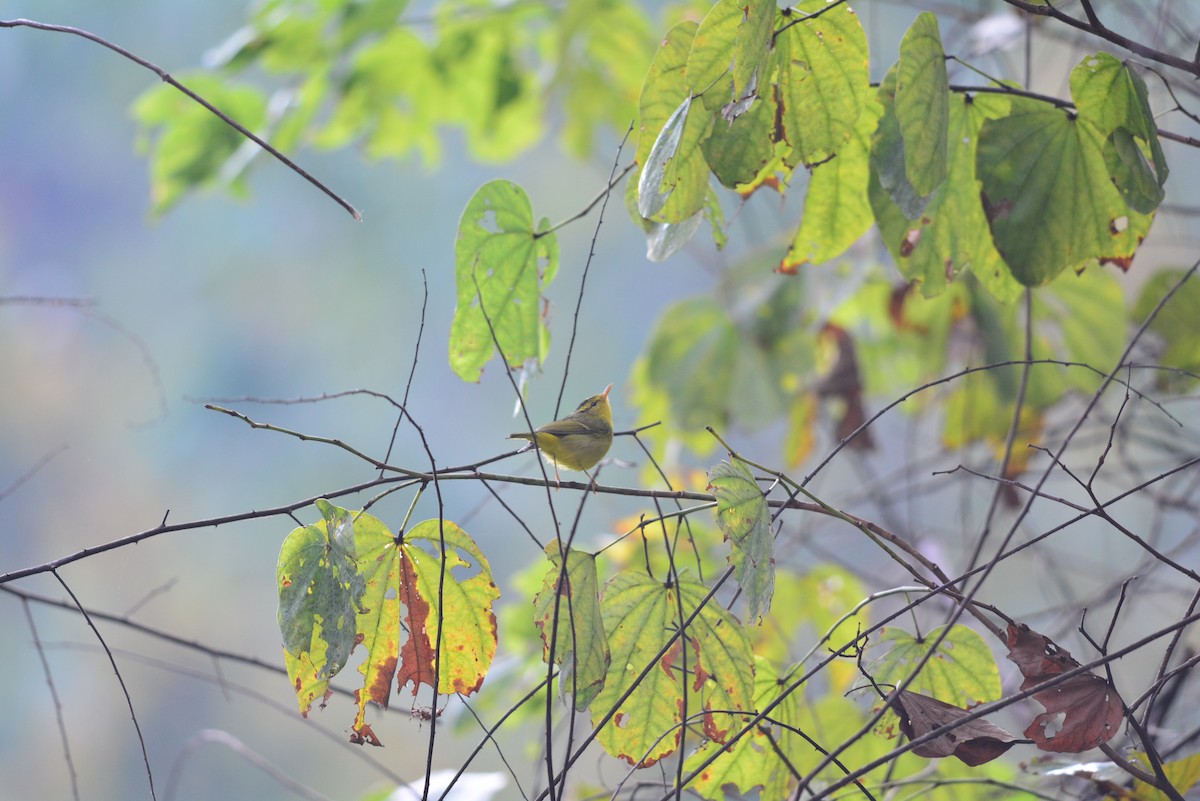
[0, 18, 361, 220]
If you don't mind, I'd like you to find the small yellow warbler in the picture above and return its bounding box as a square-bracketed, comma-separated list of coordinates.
[508, 384, 613, 482]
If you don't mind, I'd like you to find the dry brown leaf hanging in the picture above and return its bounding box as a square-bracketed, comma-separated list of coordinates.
[890, 689, 1021, 766]
[1005, 623, 1125, 753]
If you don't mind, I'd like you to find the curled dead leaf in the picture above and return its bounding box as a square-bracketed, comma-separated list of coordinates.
[890, 689, 1020, 766]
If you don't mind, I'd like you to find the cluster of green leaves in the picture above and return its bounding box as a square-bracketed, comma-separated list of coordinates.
[614, 4, 1172, 472]
[633, 3, 1165, 283]
[134, 0, 658, 213]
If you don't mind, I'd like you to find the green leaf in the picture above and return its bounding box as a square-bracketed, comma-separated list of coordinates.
[553, 0, 657, 157]
[639, 96, 693, 218]
[733, 0, 776, 102]
[775, 1, 870, 165]
[895, 12, 949, 195]
[1034, 267, 1126, 392]
[449, 180, 557, 381]
[591, 571, 754, 766]
[683, 656, 804, 800]
[870, 68, 929, 220]
[708, 459, 775, 622]
[784, 97, 881, 268]
[1104, 127, 1165, 214]
[431, 7, 544, 162]
[976, 101, 1147, 285]
[277, 499, 367, 715]
[871, 625, 1002, 709]
[702, 92, 777, 189]
[1071, 52, 1167, 214]
[873, 91, 1020, 300]
[686, 0, 741, 111]
[132, 76, 268, 214]
[645, 297, 739, 429]
[1132, 269, 1200, 381]
[533, 541, 610, 709]
[317, 28, 442, 163]
[1070, 52, 1167, 184]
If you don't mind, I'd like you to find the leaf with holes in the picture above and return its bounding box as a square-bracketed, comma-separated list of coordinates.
[450, 180, 557, 381]
[1006, 622, 1124, 753]
[977, 98, 1152, 285]
[278, 499, 370, 716]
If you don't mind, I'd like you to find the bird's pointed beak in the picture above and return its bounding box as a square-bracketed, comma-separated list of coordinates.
[602, 383, 612, 399]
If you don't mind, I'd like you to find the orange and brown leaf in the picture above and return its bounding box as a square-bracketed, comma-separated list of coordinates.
[345, 516, 499, 743]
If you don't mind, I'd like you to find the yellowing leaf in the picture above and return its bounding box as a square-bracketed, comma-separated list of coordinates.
[533, 540, 610, 709]
[277, 499, 369, 716]
[708, 459, 775, 622]
[784, 98, 881, 268]
[775, 0, 870, 165]
[871, 625, 1002, 710]
[1126, 751, 1200, 800]
[684, 656, 804, 800]
[352, 518, 499, 740]
[591, 571, 754, 766]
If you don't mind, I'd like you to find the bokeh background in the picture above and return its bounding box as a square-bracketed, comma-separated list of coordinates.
[2, 2, 1199, 800]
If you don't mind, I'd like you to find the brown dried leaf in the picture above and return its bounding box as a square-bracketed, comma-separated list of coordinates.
[1005, 623, 1125, 753]
[891, 690, 1020, 766]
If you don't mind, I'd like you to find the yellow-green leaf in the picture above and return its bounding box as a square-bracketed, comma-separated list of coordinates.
[872, 91, 1020, 300]
[784, 97, 881, 268]
[1070, 52, 1167, 188]
[1132, 269, 1200, 384]
[871, 625, 1002, 708]
[976, 100, 1150, 285]
[636, 21, 713, 223]
[449, 180, 557, 381]
[645, 297, 739, 429]
[277, 499, 367, 716]
[591, 571, 754, 766]
[708, 459, 774, 622]
[1126, 751, 1200, 800]
[775, 0, 869, 165]
[895, 12, 949, 195]
[684, 656, 804, 800]
[533, 540, 610, 709]
[132, 76, 268, 214]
